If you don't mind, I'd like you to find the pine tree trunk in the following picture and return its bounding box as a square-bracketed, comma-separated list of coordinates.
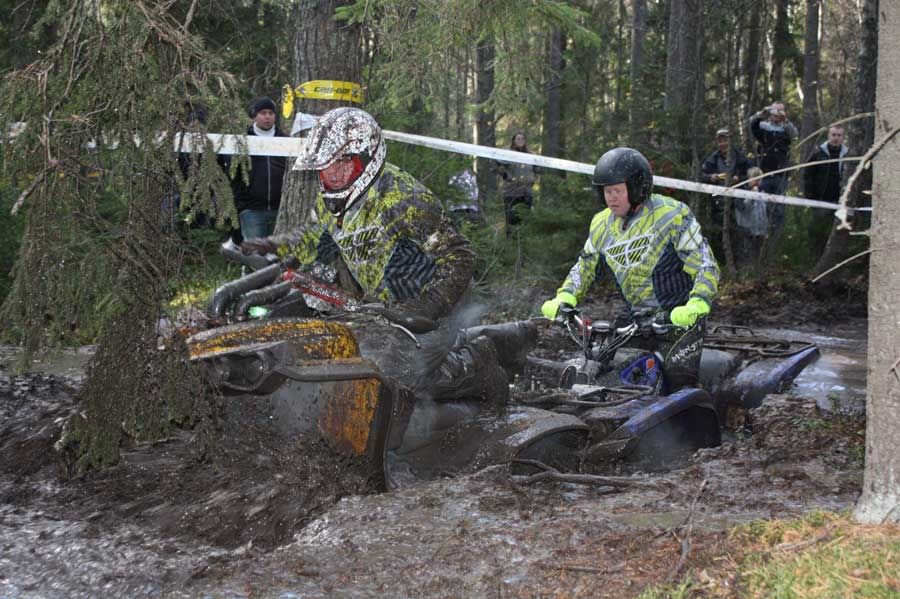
[855, 0, 899, 524]
[475, 37, 497, 201]
[812, 0, 877, 277]
[665, 0, 704, 167]
[799, 0, 821, 158]
[542, 29, 565, 158]
[743, 0, 764, 141]
[630, 0, 649, 145]
[275, 0, 362, 236]
[771, 0, 790, 100]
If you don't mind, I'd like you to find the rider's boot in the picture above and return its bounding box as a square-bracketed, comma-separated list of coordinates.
[458, 320, 538, 378]
[427, 335, 509, 410]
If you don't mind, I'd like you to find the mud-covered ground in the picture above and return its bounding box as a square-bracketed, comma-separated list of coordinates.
[0, 281, 868, 598]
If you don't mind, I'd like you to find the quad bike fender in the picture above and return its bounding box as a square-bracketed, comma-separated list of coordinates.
[716, 345, 820, 411]
[581, 388, 720, 462]
[188, 318, 401, 487]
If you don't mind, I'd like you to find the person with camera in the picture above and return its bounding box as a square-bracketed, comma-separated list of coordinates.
[749, 101, 798, 261]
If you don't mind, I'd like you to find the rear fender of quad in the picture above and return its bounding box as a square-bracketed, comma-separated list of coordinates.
[580, 387, 721, 464]
[187, 318, 399, 488]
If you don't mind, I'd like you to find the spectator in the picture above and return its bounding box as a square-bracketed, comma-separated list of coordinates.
[803, 124, 848, 255]
[497, 132, 537, 237]
[733, 166, 769, 273]
[231, 96, 287, 240]
[749, 101, 798, 261]
[701, 128, 752, 187]
[803, 124, 848, 204]
[447, 169, 482, 225]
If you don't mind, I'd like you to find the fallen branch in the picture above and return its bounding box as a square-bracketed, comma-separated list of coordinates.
[773, 526, 834, 553]
[809, 248, 873, 283]
[836, 126, 900, 230]
[510, 459, 669, 491]
[666, 478, 708, 582]
[538, 561, 626, 574]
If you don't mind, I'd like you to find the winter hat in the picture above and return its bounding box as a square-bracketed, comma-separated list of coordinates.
[249, 96, 277, 118]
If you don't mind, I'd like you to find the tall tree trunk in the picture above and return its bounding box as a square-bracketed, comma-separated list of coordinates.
[275, 0, 362, 236]
[855, 0, 899, 525]
[475, 36, 497, 201]
[543, 29, 565, 158]
[630, 0, 649, 145]
[615, 0, 625, 115]
[812, 0, 877, 276]
[664, 0, 704, 168]
[743, 0, 765, 141]
[799, 0, 821, 158]
[771, 0, 791, 100]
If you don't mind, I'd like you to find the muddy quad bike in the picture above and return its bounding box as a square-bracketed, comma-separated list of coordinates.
[521, 307, 820, 467]
[186, 250, 589, 489]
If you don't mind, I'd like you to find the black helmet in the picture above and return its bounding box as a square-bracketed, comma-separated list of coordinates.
[592, 147, 653, 209]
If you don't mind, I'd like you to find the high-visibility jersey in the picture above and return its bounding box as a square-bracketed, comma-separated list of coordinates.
[559, 194, 719, 314]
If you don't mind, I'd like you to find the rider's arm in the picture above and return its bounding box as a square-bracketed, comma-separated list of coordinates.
[672, 204, 720, 306]
[557, 211, 609, 304]
[381, 181, 476, 320]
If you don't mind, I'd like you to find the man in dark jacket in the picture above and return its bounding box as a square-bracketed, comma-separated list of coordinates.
[232, 96, 287, 239]
[803, 125, 848, 204]
[701, 128, 752, 186]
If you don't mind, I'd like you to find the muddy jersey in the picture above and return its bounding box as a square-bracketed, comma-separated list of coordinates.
[559, 194, 719, 314]
[279, 163, 475, 320]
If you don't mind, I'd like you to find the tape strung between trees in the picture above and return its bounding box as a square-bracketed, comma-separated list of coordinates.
[171, 131, 865, 217]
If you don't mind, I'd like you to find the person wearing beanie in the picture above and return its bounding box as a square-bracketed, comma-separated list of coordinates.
[230, 96, 287, 239]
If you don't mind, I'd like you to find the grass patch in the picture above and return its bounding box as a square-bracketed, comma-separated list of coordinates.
[640, 512, 900, 599]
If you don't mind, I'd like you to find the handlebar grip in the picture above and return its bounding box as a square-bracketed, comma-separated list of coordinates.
[220, 243, 276, 272]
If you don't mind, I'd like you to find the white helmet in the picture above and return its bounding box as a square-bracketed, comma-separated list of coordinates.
[293, 107, 386, 216]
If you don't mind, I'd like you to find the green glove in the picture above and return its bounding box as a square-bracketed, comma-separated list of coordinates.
[669, 297, 710, 328]
[541, 291, 577, 319]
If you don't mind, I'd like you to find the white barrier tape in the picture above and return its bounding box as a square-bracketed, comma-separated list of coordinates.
[5, 123, 862, 214]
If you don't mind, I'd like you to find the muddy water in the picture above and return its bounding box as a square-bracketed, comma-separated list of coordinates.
[0, 322, 868, 598]
[749, 319, 868, 413]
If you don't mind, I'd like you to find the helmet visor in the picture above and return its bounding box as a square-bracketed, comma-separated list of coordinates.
[318, 155, 365, 192]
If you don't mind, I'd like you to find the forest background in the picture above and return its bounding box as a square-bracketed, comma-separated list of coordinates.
[0, 0, 875, 326]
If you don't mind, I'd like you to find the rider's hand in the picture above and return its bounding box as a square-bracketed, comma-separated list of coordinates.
[669, 297, 710, 328]
[541, 292, 577, 319]
[241, 238, 278, 256]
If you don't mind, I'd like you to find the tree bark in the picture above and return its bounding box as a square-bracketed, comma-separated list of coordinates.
[275, 0, 362, 236]
[770, 0, 791, 100]
[542, 29, 565, 158]
[629, 0, 649, 145]
[664, 0, 704, 166]
[855, 0, 899, 525]
[743, 0, 764, 113]
[475, 36, 497, 200]
[799, 0, 821, 158]
[812, 0, 877, 277]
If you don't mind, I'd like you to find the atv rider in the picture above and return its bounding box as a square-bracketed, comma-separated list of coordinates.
[241, 107, 532, 406]
[540, 147, 720, 389]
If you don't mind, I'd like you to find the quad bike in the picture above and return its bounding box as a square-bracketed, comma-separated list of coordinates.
[187, 249, 589, 489]
[187, 247, 819, 486]
[520, 308, 820, 467]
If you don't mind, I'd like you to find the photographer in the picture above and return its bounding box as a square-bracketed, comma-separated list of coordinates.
[748, 102, 798, 261]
